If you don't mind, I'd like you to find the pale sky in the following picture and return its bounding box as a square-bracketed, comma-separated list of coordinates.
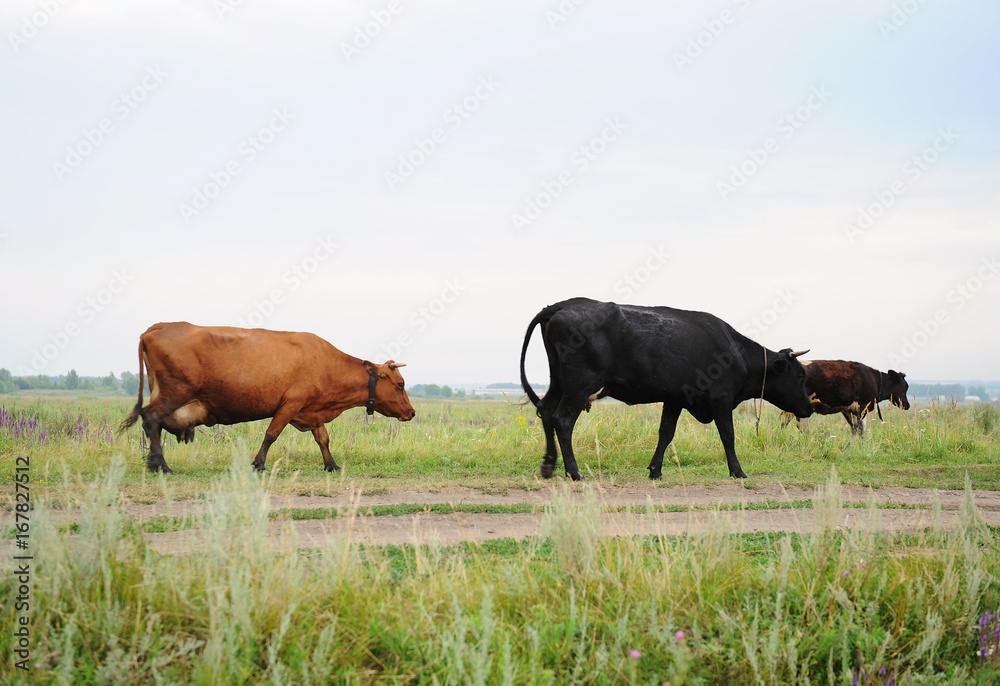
[2, 0, 998, 385]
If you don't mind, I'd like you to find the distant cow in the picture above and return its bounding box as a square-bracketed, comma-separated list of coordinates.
[118, 322, 415, 474]
[518, 298, 814, 481]
[786, 360, 910, 435]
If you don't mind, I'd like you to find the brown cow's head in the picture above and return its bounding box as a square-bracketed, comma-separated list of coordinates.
[887, 370, 910, 411]
[363, 360, 416, 421]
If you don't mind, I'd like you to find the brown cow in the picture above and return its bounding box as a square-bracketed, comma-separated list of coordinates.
[785, 359, 909, 436]
[118, 322, 415, 474]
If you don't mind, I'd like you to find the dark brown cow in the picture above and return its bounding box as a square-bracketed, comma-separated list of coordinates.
[786, 359, 910, 435]
[118, 322, 415, 474]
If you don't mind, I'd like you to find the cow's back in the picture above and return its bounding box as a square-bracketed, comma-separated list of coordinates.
[141, 323, 337, 420]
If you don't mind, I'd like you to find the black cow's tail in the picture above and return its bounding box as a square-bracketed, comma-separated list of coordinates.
[519, 303, 565, 407]
[117, 338, 146, 435]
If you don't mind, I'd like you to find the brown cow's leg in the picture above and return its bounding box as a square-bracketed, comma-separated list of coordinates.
[311, 425, 341, 472]
[141, 412, 174, 474]
[251, 408, 298, 472]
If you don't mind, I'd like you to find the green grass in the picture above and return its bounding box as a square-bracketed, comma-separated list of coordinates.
[1, 397, 998, 506]
[2, 459, 999, 684]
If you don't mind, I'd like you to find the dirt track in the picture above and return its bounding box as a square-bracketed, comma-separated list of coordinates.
[110, 483, 1000, 553]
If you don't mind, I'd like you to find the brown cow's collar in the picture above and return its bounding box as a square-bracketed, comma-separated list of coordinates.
[367, 373, 377, 415]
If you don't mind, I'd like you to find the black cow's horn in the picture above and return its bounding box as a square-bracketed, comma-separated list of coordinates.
[789, 349, 810, 358]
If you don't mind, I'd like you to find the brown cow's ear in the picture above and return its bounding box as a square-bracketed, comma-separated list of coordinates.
[363, 360, 378, 376]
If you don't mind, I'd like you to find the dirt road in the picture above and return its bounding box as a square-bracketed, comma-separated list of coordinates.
[118, 482, 1000, 554]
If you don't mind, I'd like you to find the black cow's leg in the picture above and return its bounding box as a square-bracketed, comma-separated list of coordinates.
[552, 399, 585, 481]
[648, 405, 681, 480]
[311, 425, 340, 472]
[141, 411, 174, 474]
[713, 408, 747, 479]
[537, 390, 561, 479]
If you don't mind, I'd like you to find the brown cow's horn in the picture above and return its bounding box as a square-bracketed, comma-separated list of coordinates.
[388, 362, 406, 369]
[789, 349, 810, 358]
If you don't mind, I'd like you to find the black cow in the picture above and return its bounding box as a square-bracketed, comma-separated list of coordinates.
[518, 298, 814, 480]
[786, 360, 910, 436]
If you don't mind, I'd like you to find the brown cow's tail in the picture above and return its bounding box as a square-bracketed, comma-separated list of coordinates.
[520, 303, 564, 407]
[117, 338, 146, 435]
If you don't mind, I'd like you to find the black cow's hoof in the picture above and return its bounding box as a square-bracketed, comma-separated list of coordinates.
[540, 463, 555, 479]
[648, 472, 662, 481]
[147, 463, 174, 475]
[731, 472, 748, 479]
[568, 472, 585, 482]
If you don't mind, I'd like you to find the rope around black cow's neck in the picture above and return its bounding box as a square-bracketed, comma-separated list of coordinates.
[755, 347, 767, 435]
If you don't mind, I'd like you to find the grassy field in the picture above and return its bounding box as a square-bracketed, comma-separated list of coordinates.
[1, 395, 998, 503]
[2, 396, 1000, 684]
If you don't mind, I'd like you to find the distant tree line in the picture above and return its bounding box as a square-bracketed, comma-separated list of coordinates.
[407, 384, 466, 400]
[0, 369, 140, 395]
[907, 383, 993, 401]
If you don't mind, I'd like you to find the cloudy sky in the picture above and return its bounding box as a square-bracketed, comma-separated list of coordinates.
[2, 0, 998, 386]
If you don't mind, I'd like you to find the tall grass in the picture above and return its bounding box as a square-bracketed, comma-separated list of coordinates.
[2, 457, 998, 684]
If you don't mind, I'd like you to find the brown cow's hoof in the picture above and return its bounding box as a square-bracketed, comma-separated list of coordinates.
[251, 463, 266, 473]
[540, 463, 555, 479]
[147, 462, 174, 475]
[324, 464, 341, 473]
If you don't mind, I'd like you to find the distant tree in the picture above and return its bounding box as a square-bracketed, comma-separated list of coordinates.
[65, 369, 80, 390]
[121, 371, 140, 396]
[0, 368, 15, 394]
[455, 388, 466, 400]
[425, 384, 442, 398]
[80, 378, 96, 391]
[440, 385, 453, 399]
[101, 372, 118, 389]
[486, 382, 522, 389]
[21, 375, 52, 390]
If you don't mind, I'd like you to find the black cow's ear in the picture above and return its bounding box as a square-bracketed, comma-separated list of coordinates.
[773, 358, 788, 374]
[888, 369, 901, 381]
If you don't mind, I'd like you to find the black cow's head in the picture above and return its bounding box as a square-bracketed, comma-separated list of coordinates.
[887, 370, 910, 410]
[764, 348, 814, 418]
[363, 360, 416, 421]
